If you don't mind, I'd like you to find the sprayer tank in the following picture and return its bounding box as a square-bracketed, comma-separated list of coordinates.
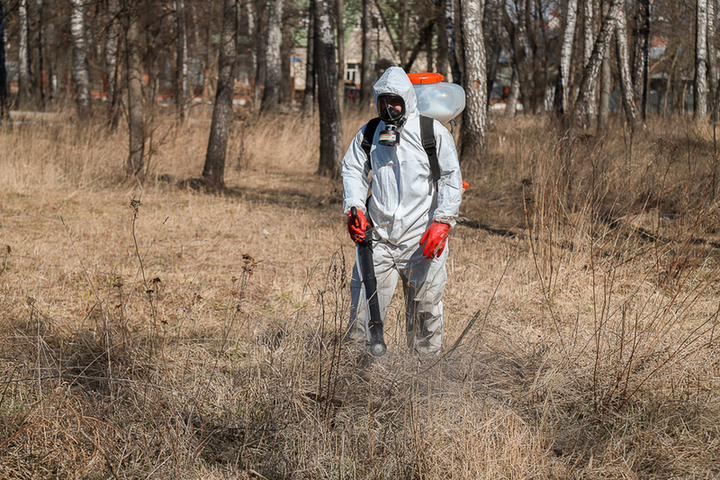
[414, 82, 466, 124]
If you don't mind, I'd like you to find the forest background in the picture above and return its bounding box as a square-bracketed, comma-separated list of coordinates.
[2, 0, 720, 478]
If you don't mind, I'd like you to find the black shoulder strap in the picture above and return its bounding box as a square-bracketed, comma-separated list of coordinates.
[362, 117, 382, 159]
[420, 115, 440, 183]
[362, 115, 439, 183]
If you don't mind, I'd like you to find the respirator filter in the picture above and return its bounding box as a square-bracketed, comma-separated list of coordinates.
[378, 125, 399, 146]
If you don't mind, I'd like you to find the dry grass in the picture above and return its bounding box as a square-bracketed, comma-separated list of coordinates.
[1, 107, 720, 478]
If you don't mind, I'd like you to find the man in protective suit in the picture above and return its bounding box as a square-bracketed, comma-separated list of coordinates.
[342, 66, 463, 355]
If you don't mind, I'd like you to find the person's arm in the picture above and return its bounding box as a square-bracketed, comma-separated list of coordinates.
[432, 121, 463, 227]
[341, 126, 372, 215]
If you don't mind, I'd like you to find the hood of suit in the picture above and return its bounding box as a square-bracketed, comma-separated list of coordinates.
[373, 67, 418, 125]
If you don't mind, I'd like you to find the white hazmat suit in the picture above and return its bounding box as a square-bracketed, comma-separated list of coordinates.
[342, 67, 463, 354]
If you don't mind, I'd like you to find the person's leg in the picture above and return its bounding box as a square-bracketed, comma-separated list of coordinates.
[401, 243, 448, 355]
[346, 242, 399, 343]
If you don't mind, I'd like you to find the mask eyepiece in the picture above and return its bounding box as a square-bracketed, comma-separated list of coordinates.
[377, 94, 405, 126]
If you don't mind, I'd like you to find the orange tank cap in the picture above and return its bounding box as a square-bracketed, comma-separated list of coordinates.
[407, 72, 445, 85]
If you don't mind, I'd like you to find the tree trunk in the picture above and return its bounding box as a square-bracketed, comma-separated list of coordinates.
[583, 0, 597, 123]
[695, 0, 708, 120]
[483, 0, 503, 105]
[261, 0, 282, 113]
[0, 0, 7, 121]
[615, 3, 637, 127]
[445, 0, 461, 83]
[31, 0, 44, 108]
[399, 0, 409, 64]
[459, 0, 487, 166]
[252, 1, 267, 112]
[360, 0, 373, 105]
[425, 24, 434, 73]
[574, 0, 623, 130]
[665, 46, 680, 116]
[631, 0, 649, 119]
[175, 0, 188, 121]
[556, 0, 578, 116]
[336, 0, 345, 105]
[599, 0, 611, 131]
[505, 66, 520, 120]
[504, 0, 533, 113]
[202, 0, 238, 189]
[243, 0, 259, 113]
[302, 0, 316, 115]
[70, 0, 90, 118]
[125, 2, 145, 178]
[436, 0, 449, 79]
[280, 2, 293, 104]
[708, 0, 718, 121]
[18, 0, 29, 107]
[106, 0, 121, 129]
[529, 0, 546, 114]
[315, 0, 343, 178]
[583, 0, 595, 67]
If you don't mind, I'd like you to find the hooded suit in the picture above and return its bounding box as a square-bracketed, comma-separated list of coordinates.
[342, 67, 463, 354]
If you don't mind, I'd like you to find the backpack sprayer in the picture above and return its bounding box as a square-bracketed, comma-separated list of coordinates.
[408, 72, 466, 124]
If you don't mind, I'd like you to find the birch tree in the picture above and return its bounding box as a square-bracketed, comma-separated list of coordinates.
[556, 0, 579, 115]
[0, 0, 7, 121]
[202, 0, 238, 189]
[18, 0, 29, 107]
[615, 5, 637, 126]
[695, 0, 708, 120]
[315, 0, 342, 178]
[632, 0, 649, 119]
[459, 0, 487, 165]
[125, 1, 145, 178]
[583, 0, 597, 122]
[242, 0, 259, 113]
[505, 66, 520, 119]
[599, 0, 611, 131]
[261, 0, 282, 113]
[70, 0, 91, 118]
[574, 0, 623, 129]
[708, 0, 718, 120]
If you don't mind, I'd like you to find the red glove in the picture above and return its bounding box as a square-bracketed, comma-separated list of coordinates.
[348, 209, 369, 243]
[420, 222, 449, 259]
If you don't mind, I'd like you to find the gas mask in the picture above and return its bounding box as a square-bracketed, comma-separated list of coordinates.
[377, 94, 406, 146]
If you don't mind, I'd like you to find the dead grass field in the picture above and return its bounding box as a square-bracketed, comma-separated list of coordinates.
[2, 107, 720, 479]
